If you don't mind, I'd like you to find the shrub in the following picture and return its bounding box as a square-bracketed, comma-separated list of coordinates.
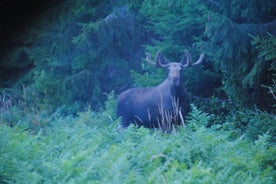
[0, 105, 275, 183]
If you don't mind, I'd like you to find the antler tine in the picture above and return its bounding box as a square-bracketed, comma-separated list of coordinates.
[146, 50, 169, 68]
[146, 52, 157, 66]
[181, 50, 204, 68]
[192, 53, 204, 66]
[181, 49, 192, 68]
[156, 50, 169, 68]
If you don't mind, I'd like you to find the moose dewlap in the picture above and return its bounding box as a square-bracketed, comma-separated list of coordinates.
[117, 50, 204, 131]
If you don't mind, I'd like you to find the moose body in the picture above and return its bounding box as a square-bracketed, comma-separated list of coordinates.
[117, 50, 204, 130]
[117, 78, 189, 129]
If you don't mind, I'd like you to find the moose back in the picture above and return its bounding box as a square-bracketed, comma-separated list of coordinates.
[117, 50, 204, 130]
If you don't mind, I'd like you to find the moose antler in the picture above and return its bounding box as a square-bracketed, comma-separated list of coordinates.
[181, 50, 204, 68]
[146, 50, 169, 68]
[145, 52, 156, 66]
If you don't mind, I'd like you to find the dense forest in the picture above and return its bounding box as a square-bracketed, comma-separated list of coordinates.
[0, 0, 275, 183]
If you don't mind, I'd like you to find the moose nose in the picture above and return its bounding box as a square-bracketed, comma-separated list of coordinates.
[171, 77, 180, 86]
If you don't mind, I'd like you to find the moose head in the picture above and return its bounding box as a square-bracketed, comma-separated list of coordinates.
[146, 50, 204, 87]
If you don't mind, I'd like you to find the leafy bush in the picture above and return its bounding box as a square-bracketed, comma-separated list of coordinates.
[223, 109, 276, 143]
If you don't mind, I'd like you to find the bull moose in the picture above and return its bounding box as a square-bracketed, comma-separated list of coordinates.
[117, 50, 204, 131]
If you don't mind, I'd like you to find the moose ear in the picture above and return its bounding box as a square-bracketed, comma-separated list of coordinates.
[156, 50, 169, 68]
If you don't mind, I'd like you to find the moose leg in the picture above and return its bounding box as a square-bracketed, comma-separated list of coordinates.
[119, 114, 133, 128]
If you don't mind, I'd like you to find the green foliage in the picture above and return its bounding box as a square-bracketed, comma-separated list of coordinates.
[251, 33, 276, 64]
[139, 0, 207, 45]
[135, 0, 220, 101]
[136, 0, 276, 112]
[186, 104, 213, 130]
[200, 1, 275, 111]
[138, 0, 208, 65]
[1, 0, 275, 114]
[1, 0, 148, 112]
[1, 106, 275, 183]
[205, 0, 274, 23]
[131, 65, 166, 87]
[1, 1, 276, 182]
[251, 33, 276, 109]
[223, 109, 276, 143]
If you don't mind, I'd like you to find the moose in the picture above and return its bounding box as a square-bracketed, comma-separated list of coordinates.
[117, 50, 204, 131]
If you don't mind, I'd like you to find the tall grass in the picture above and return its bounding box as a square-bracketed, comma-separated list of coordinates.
[156, 97, 186, 133]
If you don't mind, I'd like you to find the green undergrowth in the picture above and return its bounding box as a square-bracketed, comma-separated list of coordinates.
[1, 105, 275, 183]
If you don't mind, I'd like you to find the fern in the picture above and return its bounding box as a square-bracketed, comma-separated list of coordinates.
[251, 33, 276, 61]
[1, 106, 275, 183]
[186, 104, 213, 130]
